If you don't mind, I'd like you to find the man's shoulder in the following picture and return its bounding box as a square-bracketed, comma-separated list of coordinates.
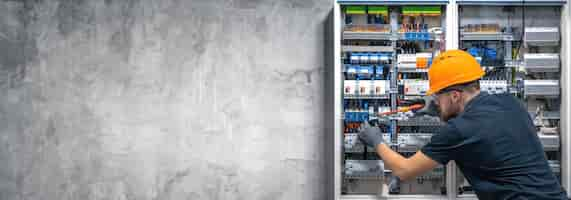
[475, 93, 523, 108]
[463, 93, 525, 117]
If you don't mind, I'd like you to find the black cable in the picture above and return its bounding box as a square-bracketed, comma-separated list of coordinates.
[513, 0, 526, 59]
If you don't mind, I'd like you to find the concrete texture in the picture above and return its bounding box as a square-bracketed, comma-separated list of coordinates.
[0, 0, 334, 199]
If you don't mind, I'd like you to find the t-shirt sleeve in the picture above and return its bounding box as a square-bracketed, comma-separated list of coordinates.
[421, 123, 465, 165]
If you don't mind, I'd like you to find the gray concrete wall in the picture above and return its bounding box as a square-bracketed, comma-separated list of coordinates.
[0, 0, 334, 199]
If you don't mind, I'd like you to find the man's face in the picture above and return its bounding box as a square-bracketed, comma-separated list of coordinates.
[433, 90, 463, 122]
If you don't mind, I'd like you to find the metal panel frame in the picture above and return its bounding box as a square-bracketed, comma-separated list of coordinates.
[333, 0, 570, 199]
[457, 0, 566, 5]
[338, 0, 449, 5]
[340, 195, 450, 199]
[336, 0, 566, 5]
[560, 2, 571, 198]
[334, 3, 343, 200]
[444, 1, 461, 199]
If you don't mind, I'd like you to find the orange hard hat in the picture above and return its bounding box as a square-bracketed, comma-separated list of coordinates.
[426, 50, 485, 95]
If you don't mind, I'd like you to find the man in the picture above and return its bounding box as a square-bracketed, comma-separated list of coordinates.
[358, 50, 568, 199]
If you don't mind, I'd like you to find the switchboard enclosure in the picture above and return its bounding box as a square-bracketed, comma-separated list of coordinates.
[333, 0, 570, 199]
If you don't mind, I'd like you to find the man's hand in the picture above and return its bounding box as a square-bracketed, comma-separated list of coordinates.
[358, 121, 386, 148]
[358, 121, 440, 181]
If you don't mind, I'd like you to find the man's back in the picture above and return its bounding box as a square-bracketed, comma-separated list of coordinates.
[421, 92, 567, 199]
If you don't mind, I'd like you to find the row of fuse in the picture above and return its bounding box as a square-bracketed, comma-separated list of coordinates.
[400, 23, 429, 33]
[397, 126, 440, 133]
[344, 100, 391, 123]
[345, 79, 507, 96]
[345, 80, 390, 96]
[344, 122, 391, 133]
[344, 160, 444, 181]
[349, 53, 392, 64]
[480, 80, 508, 94]
[345, 65, 388, 80]
[345, 122, 440, 134]
[400, 80, 506, 95]
[344, 79, 430, 96]
[398, 42, 420, 54]
[403, 32, 432, 41]
[399, 24, 437, 41]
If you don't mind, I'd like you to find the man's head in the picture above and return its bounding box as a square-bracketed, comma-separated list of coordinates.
[432, 80, 480, 121]
[427, 50, 485, 121]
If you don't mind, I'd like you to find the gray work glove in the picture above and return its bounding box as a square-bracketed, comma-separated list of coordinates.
[358, 121, 386, 148]
[415, 95, 440, 117]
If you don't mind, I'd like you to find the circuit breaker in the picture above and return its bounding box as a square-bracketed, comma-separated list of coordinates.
[333, 0, 570, 199]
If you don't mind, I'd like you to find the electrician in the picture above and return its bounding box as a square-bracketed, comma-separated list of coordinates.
[358, 50, 568, 199]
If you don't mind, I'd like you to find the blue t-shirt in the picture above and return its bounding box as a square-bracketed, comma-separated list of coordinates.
[421, 92, 568, 200]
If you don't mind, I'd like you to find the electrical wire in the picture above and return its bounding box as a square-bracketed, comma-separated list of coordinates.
[513, 0, 526, 59]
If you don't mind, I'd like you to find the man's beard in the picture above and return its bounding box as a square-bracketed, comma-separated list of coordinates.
[440, 111, 458, 122]
[439, 100, 460, 122]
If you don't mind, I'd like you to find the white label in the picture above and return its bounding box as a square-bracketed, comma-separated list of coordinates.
[526, 27, 558, 33]
[415, 52, 432, 58]
[403, 79, 429, 95]
[397, 54, 416, 63]
[524, 53, 559, 59]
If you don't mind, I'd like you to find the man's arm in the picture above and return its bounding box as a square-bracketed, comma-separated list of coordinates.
[358, 122, 440, 181]
[376, 144, 439, 181]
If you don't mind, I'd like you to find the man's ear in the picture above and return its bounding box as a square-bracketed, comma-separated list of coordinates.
[450, 91, 462, 101]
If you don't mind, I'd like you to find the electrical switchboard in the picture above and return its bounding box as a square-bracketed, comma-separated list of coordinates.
[339, 3, 448, 196]
[333, 0, 570, 199]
